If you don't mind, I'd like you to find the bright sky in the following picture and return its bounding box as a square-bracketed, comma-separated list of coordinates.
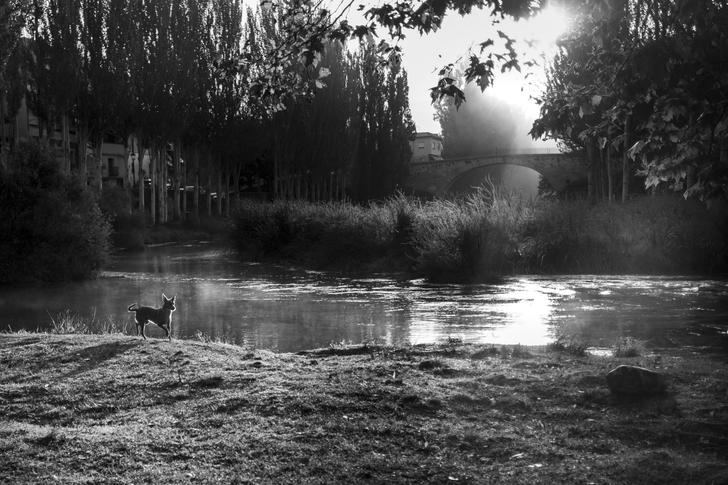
[395, 3, 572, 138]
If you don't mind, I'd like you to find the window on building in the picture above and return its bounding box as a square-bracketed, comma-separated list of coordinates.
[107, 158, 119, 177]
[417, 142, 425, 149]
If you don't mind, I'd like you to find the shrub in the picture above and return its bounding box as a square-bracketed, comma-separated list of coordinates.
[100, 185, 146, 250]
[0, 142, 110, 282]
[547, 335, 588, 356]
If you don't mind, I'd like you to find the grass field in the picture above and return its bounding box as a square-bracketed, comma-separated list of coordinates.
[1, 333, 726, 484]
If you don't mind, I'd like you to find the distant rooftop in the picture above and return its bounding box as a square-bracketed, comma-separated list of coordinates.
[413, 132, 443, 140]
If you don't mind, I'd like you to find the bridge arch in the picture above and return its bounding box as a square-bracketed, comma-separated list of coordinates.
[405, 153, 587, 197]
[446, 162, 552, 195]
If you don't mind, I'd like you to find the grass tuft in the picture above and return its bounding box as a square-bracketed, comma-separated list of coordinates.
[548, 335, 589, 357]
[48, 309, 129, 335]
[613, 336, 647, 357]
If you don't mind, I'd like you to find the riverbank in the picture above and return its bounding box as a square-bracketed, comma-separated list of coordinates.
[1, 334, 726, 483]
[232, 192, 728, 282]
[111, 216, 233, 251]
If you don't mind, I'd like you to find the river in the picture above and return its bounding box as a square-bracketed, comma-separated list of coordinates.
[2, 243, 727, 353]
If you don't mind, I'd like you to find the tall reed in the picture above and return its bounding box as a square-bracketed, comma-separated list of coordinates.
[232, 189, 728, 280]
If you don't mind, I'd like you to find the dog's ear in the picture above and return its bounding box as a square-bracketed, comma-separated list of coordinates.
[171, 296, 176, 302]
[162, 293, 168, 301]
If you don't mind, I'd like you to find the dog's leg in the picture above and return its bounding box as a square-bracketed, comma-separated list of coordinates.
[159, 324, 171, 341]
[140, 321, 148, 340]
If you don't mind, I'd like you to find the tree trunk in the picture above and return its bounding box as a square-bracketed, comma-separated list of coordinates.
[95, 136, 104, 192]
[61, 113, 70, 173]
[165, 147, 170, 223]
[586, 140, 597, 203]
[182, 145, 188, 221]
[0, 97, 6, 168]
[207, 172, 212, 217]
[225, 164, 231, 217]
[606, 144, 614, 203]
[123, 135, 132, 214]
[599, 146, 607, 201]
[150, 150, 157, 225]
[233, 163, 241, 213]
[622, 116, 630, 203]
[138, 144, 145, 215]
[173, 138, 182, 221]
[216, 165, 223, 216]
[194, 171, 200, 223]
[193, 147, 200, 222]
[78, 122, 89, 181]
[157, 147, 164, 224]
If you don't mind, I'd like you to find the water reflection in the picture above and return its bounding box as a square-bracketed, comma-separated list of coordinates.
[1, 243, 727, 352]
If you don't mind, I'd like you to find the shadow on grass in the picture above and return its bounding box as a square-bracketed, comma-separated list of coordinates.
[3, 336, 43, 347]
[49, 340, 140, 379]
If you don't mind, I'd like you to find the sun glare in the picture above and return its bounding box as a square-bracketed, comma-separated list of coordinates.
[523, 4, 572, 50]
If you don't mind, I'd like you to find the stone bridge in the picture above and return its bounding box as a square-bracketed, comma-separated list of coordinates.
[405, 152, 587, 196]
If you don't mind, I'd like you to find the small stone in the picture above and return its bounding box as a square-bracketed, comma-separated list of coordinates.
[606, 365, 667, 396]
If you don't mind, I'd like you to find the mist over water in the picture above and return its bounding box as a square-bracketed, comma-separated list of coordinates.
[1, 244, 727, 353]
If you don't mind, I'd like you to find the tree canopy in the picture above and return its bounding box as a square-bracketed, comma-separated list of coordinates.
[531, 0, 728, 200]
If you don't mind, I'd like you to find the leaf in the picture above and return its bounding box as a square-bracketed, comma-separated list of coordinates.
[318, 67, 331, 79]
[479, 39, 494, 53]
[579, 103, 593, 118]
[628, 140, 647, 158]
[591, 94, 602, 106]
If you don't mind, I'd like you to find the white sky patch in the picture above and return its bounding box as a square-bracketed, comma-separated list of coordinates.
[396, 2, 573, 134]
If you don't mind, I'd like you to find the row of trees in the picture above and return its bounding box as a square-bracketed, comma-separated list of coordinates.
[266, 40, 414, 202]
[0, 0, 415, 226]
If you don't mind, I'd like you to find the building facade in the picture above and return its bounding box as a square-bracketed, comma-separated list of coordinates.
[410, 132, 444, 162]
[1, 96, 132, 188]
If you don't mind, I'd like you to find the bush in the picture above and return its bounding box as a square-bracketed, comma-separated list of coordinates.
[0, 143, 110, 282]
[99, 185, 146, 250]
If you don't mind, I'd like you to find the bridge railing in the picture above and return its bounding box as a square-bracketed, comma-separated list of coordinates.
[411, 147, 573, 164]
[453, 147, 563, 157]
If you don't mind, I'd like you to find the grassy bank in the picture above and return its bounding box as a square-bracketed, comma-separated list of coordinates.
[232, 189, 728, 281]
[1, 333, 726, 484]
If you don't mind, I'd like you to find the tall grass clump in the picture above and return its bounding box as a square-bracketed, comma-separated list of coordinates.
[613, 336, 646, 357]
[409, 183, 531, 281]
[0, 143, 110, 283]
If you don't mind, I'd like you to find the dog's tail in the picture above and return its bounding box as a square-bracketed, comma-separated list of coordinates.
[128, 303, 138, 312]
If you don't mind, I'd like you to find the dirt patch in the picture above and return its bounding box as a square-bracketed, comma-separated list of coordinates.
[0, 334, 726, 484]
